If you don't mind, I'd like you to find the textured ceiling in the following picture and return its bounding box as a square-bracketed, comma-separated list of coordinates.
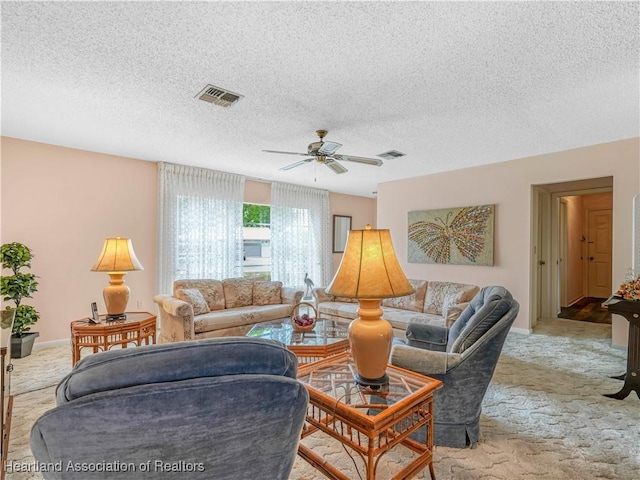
[2, 1, 638, 197]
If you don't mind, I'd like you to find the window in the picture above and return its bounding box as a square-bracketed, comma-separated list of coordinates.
[243, 203, 271, 280]
[157, 163, 244, 294]
[270, 182, 331, 288]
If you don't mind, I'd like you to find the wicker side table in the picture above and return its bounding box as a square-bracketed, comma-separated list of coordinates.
[70, 311, 157, 365]
[297, 352, 443, 480]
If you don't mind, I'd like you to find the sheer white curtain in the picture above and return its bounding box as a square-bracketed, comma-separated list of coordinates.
[271, 182, 331, 290]
[157, 162, 245, 294]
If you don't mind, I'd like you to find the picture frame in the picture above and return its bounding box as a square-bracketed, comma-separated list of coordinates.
[333, 215, 352, 253]
[407, 204, 495, 266]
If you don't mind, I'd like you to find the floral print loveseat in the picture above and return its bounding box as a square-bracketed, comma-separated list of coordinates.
[313, 279, 479, 337]
[154, 278, 304, 343]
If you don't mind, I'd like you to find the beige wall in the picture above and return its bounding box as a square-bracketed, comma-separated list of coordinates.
[377, 138, 639, 333]
[4, 136, 635, 342]
[1, 137, 158, 345]
[327, 193, 377, 274]
[1, 139, 375, 343]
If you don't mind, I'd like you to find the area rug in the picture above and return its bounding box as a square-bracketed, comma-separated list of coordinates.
[6, 318, 640, 480]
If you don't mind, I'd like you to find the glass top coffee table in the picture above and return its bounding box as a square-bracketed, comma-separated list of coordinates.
[246, 317, 349, 364]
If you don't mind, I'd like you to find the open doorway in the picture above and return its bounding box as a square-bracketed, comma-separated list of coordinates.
[531, 177, 613, 326]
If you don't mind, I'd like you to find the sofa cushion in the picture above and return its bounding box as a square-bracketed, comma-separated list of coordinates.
[174, 279, 225, 311]
[334, 296, 358, 303]
[253, 280, 282, 306]
[382, 279, 427, 312]
[223, 278, 254, 308]
[424, 281, 479, 315]
[194, 304, 293, 333]
[316, 301, 445, 332]
[175, 288, 210, 315]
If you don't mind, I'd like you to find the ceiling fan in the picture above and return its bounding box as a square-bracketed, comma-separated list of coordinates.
[263, 130, 384, 174]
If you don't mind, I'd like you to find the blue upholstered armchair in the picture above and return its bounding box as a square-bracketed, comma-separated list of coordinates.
[31, 337, 309, 479]
[390, 286, 519, 448]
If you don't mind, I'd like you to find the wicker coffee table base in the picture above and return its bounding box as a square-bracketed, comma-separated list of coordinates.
[297, 353, 441, 480]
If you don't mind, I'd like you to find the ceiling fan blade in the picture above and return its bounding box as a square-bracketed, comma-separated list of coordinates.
[317, 141, 342, 156]
[263, 149, 310, 156]
[333, 154, 383, 166]
[325, 159, 348, 174]
[280, 158, 314, 171]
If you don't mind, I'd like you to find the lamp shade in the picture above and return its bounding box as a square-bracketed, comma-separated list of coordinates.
[91, 238, 143, 319]
[90, 237, 144, 272]
[327, 227, 413, 299]
[326, 226, 413, 387]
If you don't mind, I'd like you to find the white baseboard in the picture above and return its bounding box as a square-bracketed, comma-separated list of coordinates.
[509, 326, 532, 335]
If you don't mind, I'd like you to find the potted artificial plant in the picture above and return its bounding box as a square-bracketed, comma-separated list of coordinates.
[1, 242, 40, 358]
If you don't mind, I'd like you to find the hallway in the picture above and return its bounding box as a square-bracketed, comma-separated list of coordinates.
[558, 297, 612, 324]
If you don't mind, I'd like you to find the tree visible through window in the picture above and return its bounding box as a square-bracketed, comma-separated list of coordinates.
[243, 203, 271, 280]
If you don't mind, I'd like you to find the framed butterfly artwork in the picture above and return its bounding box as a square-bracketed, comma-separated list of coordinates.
[408, 204, 495, 265]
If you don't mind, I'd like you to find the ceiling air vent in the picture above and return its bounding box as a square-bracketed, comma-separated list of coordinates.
[196, 84, 243, 108]
[377, 150, 406, 160]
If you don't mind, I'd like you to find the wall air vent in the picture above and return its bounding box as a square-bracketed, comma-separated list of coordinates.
[196, 84, 243, 108]
[377, 150, 406, 160]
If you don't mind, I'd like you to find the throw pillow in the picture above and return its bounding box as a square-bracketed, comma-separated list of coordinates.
[424, 282, 478, 315]
[253, 281, 282, 306]
[443, 300, 470, 328]
[382, 279, 427, 312]
[174, 279, 225, 311]
[222, 278, 254, 308]
[175, 288, 210, 316]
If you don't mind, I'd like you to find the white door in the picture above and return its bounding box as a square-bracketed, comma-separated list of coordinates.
[587, 209, 612, 298]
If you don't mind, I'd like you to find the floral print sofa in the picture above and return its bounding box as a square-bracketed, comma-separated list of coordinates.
[312, 280, 479, 337]
[154, 278, 304, 343]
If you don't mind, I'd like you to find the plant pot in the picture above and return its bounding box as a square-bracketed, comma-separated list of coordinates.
[11, 331, 39, 358]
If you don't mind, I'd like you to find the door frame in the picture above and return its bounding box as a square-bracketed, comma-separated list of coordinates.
[559, 199, 568, 309]
[531, 184, 613, 324]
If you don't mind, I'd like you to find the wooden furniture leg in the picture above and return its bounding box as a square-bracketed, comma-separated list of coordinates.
[604, 299, 640, 400]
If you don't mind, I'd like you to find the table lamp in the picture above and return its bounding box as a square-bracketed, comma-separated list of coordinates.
[327, 225, 414, 386]
[91, 237, 144, 321]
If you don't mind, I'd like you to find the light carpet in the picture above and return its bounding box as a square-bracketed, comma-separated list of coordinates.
[6, 318, 640, 480]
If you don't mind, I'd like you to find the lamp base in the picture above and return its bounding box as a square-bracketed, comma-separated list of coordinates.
[354, 372, 389, 388]
[103, 272, 131, 319]
[349, 298, 393, 385]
